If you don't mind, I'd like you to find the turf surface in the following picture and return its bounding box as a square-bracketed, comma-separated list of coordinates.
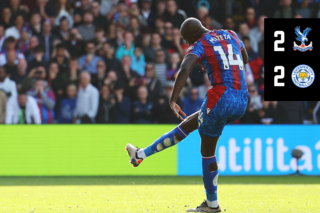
[0, 176, 319, 212]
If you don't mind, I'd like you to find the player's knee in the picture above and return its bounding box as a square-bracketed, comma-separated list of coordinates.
[208, 161, 218, 172]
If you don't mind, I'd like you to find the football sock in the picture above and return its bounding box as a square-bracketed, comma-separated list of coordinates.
[138, 125, 188, 159]
[202, 156, 219, 208]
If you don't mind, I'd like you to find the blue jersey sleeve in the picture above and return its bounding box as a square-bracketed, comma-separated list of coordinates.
[186, 41, 204, 60]
[229, 30, 244, 50]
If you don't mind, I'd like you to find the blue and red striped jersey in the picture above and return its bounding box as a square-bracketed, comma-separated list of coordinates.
[186, 30, 247, 91]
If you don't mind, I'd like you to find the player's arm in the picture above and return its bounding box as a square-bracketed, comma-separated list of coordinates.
[169, 54, 199, 120]
[241, 47, 248, 64]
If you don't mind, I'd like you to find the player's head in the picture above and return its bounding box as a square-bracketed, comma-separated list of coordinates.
[180, 18, 206, 45]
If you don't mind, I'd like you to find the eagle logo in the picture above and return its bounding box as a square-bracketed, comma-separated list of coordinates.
[293, 26, 313, 52]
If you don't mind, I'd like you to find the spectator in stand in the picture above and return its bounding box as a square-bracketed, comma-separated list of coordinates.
[155, 80, 182, 124]
[115, 31, 135, 61]
[156, 0, 166, 18]
[103, 70, 118, 90]
[27, 45, 46, 73]
[239, 97, 260, 124]
[112, 1, 130, 29]
[129, 2, 147, 27]
[5, 14, 24, 40]
[166, 52, 180, 80]
[65, 28, 85, 57]
[74, 0, 91, 17]
[58, 84, 77, 124]
[238, 22, 250, 40]
[145, 62, 162, 102]
[4, 50, 18, 76]
[171, 28, 187, 57]
[54, 0, 73, 27]
[163, 21, 173, 49]
[248, 84, 262, 110]
[93, 27, 107, 57]
[28, 79, 56, 124]
[91, 1, 109, 31]
[78, 40, 104, 75]
[243, 36, 263, 84]
[0, 36, 25, 66]
[245, 7, 257, 29]
[154, 49, 167, 93]
[273, 0, 297, 18]
[56, 17, 70, 41]
[96, 84, 115, 123]
[10, 59, 27, 90]
[274, 101, 304, 124]
[0, 90, 6, 123]
[164, 0, 185, 28]
[114, 81, 131, 123]
[8, 0, 27, 21]
[198, 74, 211, 100]
[131, 46, 146, 76]
[248, 16, 266, 54]
[223, 17, 235, 31]
[132, 86, 154, 124]
[0, 66, 17, 97]
[128, 16, 141, 39]
[73, 71, 99, 123]
[144, 32, 169, 64]
[50, 43, 69, 75]
[63, 57, 80, 86]
[92, 60, 107, 89]
[24, 36, 39, 62]
[17, 27, 31, 53]
[103, 42, 121, 72]
[197, 7, 222, 30]
[47, 62, 65, 114]
[106, 24, 118, 48]
[29, 12, 41, 36]
[259, 96, 277, 124]
[1, 7, 13, 29]
[32, 0, 55, 23]
[298, 0, 312, 18]
[0, 25, 5, 51]
[77, 11, 95, 41]
[183, 87, 203, 117]
[155, 17, 165, 36]
[140, 0, 156, 30]
[38, 19, 60, 62]
[5, 91, 41, 124]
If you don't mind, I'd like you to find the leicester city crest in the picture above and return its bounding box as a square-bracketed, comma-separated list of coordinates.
[291, 64, 315, 88]
[293, 26, 313, 52]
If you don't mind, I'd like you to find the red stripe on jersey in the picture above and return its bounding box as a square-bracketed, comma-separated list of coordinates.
[206, 85, 227, 115]
[203, 33, 222, 85]
[226, 31, 242, 90]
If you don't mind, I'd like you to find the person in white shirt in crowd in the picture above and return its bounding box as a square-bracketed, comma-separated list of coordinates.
[0, 66, 17, 98]
[5, 15, 25, 40]
[73, 71, 99, 123]
[248, 15, 266, 53]
[5, 91, 41, 124]
[55, 0, 74, 27]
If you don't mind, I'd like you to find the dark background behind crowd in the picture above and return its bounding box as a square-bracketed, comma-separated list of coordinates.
[0, 0, 319, 125]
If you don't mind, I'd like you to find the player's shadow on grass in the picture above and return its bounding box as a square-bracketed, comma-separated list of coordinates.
[0, 176, 319, 186]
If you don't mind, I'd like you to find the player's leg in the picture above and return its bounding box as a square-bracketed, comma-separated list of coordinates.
[126, 111, 199, 167]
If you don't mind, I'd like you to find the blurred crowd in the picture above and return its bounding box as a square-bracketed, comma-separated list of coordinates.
[0, 0, 319, 124]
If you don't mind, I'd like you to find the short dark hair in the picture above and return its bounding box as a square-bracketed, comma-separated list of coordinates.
[33, 45, 43, 53]
[242, 36, 250, 42]
[56, 43, 65, 50]
[86, 40, 95, 46]
[5, 36, 16, 43]
[18, 90, 27, 96]
[94, 26, 104, 33]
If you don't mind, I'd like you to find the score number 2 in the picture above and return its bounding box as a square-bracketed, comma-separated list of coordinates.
[274, 31, 285, 86]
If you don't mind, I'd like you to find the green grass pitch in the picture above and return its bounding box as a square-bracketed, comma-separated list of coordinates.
[0, 176, 319, 212]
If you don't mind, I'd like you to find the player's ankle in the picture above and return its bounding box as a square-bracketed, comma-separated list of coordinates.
[206, 199, 219, 208]
[137, 149, 147, 159]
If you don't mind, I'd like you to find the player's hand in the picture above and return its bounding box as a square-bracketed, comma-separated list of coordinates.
[169, 101, 186, 121]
